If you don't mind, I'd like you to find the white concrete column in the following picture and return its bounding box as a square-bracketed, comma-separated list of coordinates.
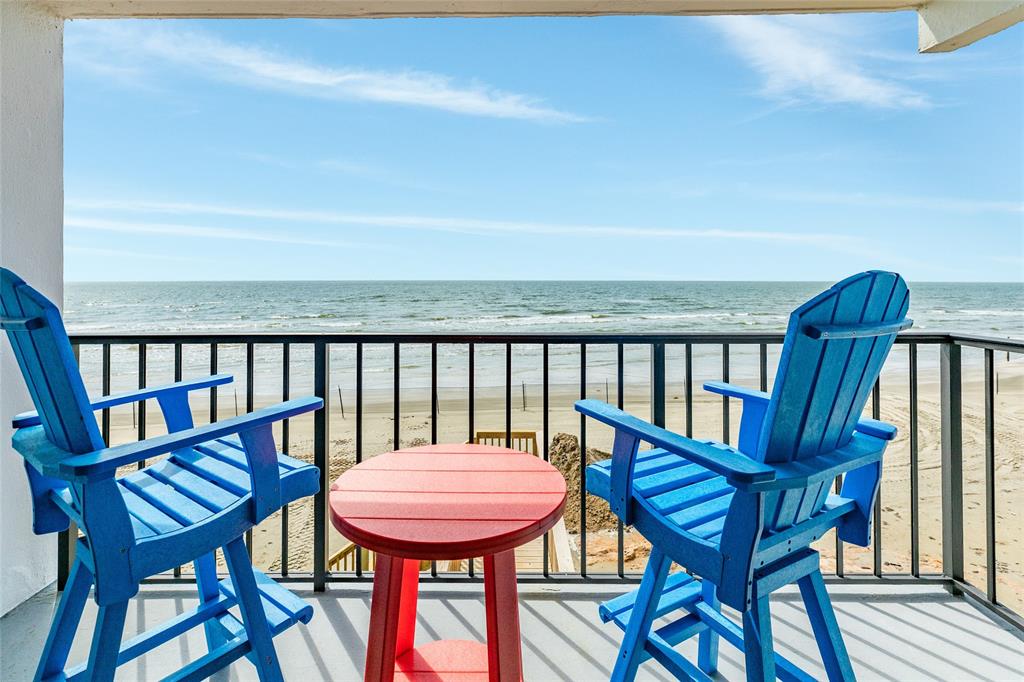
[0, 1, 64, 616]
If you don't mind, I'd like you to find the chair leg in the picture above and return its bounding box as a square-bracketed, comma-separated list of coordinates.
[223, 537, 283, 682]
[798, 569, 856, 682]
[193, 551, 230, 652]
[83, 599, 128, 682]
[35, 558, 94, 681]
[611, 546, 672, 682]
[741, 594, 775, 682]
[697, 579, 720, 675]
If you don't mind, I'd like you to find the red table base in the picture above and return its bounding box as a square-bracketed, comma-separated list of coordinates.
[332, 445, 566, 682]
[394, 641, 489, 681]
[365, 551, 523, 682]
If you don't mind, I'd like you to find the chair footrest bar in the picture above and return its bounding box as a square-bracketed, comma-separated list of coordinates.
[62, 569, 311, 681]
[599, 571, 702, 629]
[691, 602, 815, 682]
[219, 568, 314, 633]
[162, 630, 253, 682]
[644, 629, 713, 682]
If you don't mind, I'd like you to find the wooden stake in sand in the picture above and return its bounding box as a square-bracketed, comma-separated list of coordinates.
[337, 386, 345, 418]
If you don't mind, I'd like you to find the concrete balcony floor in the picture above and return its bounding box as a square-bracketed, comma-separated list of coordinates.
[2, 581, 1022, 681]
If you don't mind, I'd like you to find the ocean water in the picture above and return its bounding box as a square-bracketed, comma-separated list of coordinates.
[64, 281, 1023, 395]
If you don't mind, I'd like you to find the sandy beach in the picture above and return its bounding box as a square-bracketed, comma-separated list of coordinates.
[101, 355, 1024, 613]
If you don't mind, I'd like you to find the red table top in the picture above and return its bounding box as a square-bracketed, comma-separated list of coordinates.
[329, 444, 567, 560]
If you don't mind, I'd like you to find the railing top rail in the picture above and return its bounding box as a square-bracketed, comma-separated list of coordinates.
[64, 330, 971, 346]
[951, 333, 1024, 353]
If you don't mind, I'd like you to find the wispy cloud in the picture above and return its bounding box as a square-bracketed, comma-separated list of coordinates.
[64, 245, 205, 263]
[66, 198, 856, 247]
[66, 22, 584, 123]
[703, 16, 931, 110]
[64, 215, 375, 249]
[750, 188, 1024, 214]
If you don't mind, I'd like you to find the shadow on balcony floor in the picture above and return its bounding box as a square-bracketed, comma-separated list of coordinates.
[2, 581, 1021, 681]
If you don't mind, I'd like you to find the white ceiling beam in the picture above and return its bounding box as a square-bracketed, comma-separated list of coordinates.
[45, 0, 922, 19]
[918, 0, 1024, 52]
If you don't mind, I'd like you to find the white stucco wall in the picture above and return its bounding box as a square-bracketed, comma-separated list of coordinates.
[0, 1, 64, 617]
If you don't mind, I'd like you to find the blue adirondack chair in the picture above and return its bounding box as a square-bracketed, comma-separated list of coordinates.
[578, 271, 911, 682]
[0, 268, 323, 682]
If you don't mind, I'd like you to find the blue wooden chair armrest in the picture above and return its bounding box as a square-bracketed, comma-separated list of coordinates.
[702, 381, 770, 455]
[12, 374, 234, 428]
[703, 380, 896, 450]
[853, 417, 897, 441]
[702, 381, 769, 403]
[575, 399, 775, 491]
[747, 432, 886, 492]
[58, 397, 322, 481]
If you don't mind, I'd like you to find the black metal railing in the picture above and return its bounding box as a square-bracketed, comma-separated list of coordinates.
[59, 331, 1022, 631]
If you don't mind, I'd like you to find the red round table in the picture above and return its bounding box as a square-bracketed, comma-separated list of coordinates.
[329, 444, 567, 682]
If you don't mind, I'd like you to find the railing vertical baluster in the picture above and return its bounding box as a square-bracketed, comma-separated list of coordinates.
[909, 343, 920, 578]
[101, 343, 111, 445]
[759, 343, 768, 393]
[355, 342, 363, 578]
[356, 344, 364, 465]
[281, 343, 290, 577]
[173, 343, 182, 578]
[650, 343, 666, 428]
[984, 348, 997, 603]
[468, 343, 475, 442]
[246, 342, 255, 414]
[505, 343, 512, 447]
[313, 341, 330, 592]
[617, 343, 625, 579]
[432, 344, 440, 578]
[940, 342, 964, 593]
[137, 343, 147, 468]
[543, 343, 550, 578]
[173, 343, 183, 384]
[58, 344, 83, 590]
[393, 342, 400, 450]
[468, 342, 475, 580]
[872, 379, 882, 577]
[246, 342, 255, 555]
[209, 343, 218, 423]
[721, 344, 730, 444]
[431, 343, 438, 445]
[684, 343, 693, 438]
[579, 344, 588, 577]
[835, 472, 844, 577]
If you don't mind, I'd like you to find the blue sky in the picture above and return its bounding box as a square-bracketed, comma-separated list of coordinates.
[63, 14, 1023, 281]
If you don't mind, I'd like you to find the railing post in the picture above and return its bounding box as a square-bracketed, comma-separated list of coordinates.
[651, 342, 666, 428]
[313, 341, 330, 592]
[984, 348, 997, 603]
[940, 342, 964, 593]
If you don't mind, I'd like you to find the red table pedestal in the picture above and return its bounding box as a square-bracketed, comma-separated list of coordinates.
[329, 444, 567, 682]
[368, 552, 521, 682]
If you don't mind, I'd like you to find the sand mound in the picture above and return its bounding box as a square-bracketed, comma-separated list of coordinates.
[548, 432, 620, 533]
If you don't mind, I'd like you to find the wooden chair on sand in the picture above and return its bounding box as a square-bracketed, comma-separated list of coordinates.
[1, 268, 323, 682]
[579, 271, 911, 681]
